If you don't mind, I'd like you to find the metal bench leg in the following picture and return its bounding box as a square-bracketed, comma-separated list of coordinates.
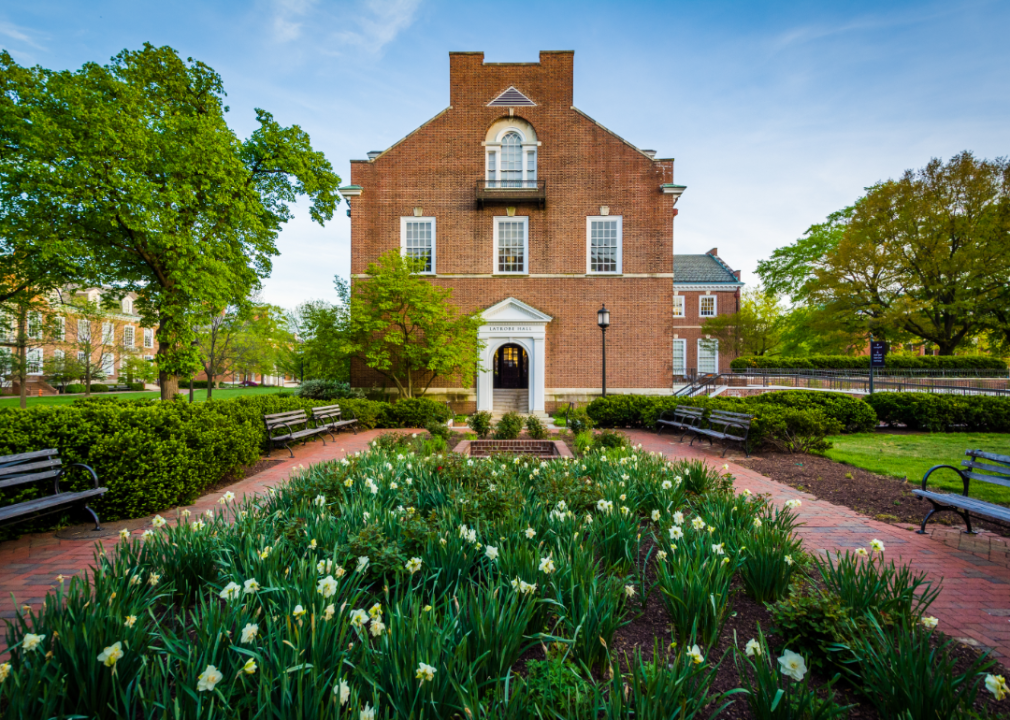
[83, 504, 102, 532]
[963, 511, 975, 534]
[283, 442, 294, 459]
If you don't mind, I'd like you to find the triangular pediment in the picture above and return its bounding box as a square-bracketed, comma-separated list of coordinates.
[481, 297, 552, 323]
[487, 86, 536, 107]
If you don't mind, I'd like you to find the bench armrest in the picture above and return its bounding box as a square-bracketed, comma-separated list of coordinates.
[921, 464, 969, 496]
[56, 462, 101, 493]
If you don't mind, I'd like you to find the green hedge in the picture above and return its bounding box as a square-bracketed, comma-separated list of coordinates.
[731, 355, 1008, 371]
[866, 393, 1010, 433]
[745, 390, 878, 433]
[0, 394, 450, 530]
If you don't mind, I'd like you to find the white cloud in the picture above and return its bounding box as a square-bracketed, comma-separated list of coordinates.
[333, 0, 423, 52]
[270, 0, 318, 42]
[267, 0, 423, 53]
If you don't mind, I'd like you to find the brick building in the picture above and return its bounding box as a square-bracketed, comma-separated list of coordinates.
[342, 51, 693, 413]
[673, 249, 744, 378]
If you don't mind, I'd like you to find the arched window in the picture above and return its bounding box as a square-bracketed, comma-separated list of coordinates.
[500, 132, 523, 188]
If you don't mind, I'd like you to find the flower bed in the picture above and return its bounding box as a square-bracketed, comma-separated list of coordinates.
[2, 445, 1007, 718]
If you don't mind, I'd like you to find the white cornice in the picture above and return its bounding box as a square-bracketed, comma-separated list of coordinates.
[672, 283, 744, 291]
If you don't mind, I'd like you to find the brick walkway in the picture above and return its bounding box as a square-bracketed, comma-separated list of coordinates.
[625, 430, 1010, 661]
[1, 428, 1008, 662]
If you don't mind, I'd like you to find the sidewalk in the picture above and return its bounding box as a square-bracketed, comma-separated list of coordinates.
[625, 430, 1010, 661]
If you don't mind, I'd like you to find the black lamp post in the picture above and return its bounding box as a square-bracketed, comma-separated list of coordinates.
[597, 304, 610, 397]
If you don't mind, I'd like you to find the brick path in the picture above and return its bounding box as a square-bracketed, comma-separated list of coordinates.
[1, 428, 1008, 662]
[625, 430, 1010, 661]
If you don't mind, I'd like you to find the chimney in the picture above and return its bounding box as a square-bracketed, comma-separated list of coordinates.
[706, 248, 718, 257]
[733, 270, 741, 280]
[367, 151, 381, 160]
[641, 149, 657, 158]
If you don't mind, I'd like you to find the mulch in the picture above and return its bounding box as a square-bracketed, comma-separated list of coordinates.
[735, 452, 1010, 538]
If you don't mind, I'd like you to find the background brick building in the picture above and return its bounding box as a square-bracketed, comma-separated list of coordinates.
[672, 249, 745, 378]
[343, 50, 692, 413]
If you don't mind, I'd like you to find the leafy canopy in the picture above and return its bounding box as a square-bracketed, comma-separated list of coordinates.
[345, 251, 485, 398]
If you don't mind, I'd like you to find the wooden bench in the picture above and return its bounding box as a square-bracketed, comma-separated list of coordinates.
[914, 450, 1010, 534]
[310, 405, 358, 437]
[689, 409, 754, 458]
[0, 449, 107, 531]
[263, 410, 329, 458]
[656, 406, 705, 441]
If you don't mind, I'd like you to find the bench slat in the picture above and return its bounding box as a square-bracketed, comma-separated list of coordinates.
[966, 449, 1010, 466]
[0, 449, 60, 466]
[961, 471, 1010, 489]
[0, 458, 62, 478]
[0, 488, 107, 523]
[0, 470, 62, 489]
[962, 460, 1010, 477]
[913, 490, 1010, 522]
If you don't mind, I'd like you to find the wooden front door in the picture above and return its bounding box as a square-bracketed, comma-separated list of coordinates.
[494, 344, 528, 389]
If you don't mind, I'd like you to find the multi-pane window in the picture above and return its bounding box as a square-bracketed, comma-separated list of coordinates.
[495, 218, 528, 273]
[144, 328, 154, 349]
[699, 296, 717, 317]
[698, 339, 719, 374]
[101, 352, 115, 377]
[672, 339, 687, 377]
[102, 322, 114, 344]
[123, 326, 135, 348]
[0, 313, 12, 342]
[27, 312, 43, 340]
[499, 132, 523, 188]
[26, 348, 43, 375]
[122, 298, 132, 314]
[526, 150, 537, 182]
[77, 350, 86, 362]
[588, 218, 621, 273]
[78, 318, 91, 343]
[54, 349, 65, 362]
[55, 316, 66, 341]
[400, 218, 435, 274]
[672, 296, 685, 317]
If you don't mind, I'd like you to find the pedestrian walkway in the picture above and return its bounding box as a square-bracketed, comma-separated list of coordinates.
[625, 430, 1010, 661]
[0, 428, 1008, 663]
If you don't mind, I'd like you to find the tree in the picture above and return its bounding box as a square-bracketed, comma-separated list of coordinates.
[194, 303, 252, 399]
[121, 355, 159, 386]
[345, 251, 485, 398]
[43, 353, 85, 393]
[59, 297, 131, 396]
[756, 207, 853, 302]
[0, 45, 341, 399]
[282, 277, 353, 383]
[700, 287, 786, 357]
[195, 301, 290, 395]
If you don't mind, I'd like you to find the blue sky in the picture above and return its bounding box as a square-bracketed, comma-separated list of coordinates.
[3, 1, 1008, 309]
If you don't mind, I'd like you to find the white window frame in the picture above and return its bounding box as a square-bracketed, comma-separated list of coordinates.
[27, 312, 43, 340]
[485, 127, 538, 189]
[0, 312, 12, 343]
[55, 316, 66, 341]
[77, 350, 86, 362]
[26, 348, 43, 375]
[399, 217, 436, 274]
[144, 355, 154, 361]
[123, 325, 135, 348]
[672, 339, 687, 377]
[672, 295, 685, 317]
[122, 298, 132, 314]
[54, 349, 65, 362]
[77, 318, 91, 343]
[144, 328, 154, 349]
[493, 216, 529, 275]
[586, 216, 623, 274]
[102, 321, 114, 344]
[101, 352, 115, 377]
[699, 295, 717, 318]
[698, 339, 719, 374]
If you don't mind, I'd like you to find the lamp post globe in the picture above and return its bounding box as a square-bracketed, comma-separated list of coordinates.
[597, 304, 609, 397]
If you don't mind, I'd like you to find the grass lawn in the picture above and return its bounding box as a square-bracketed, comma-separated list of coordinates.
[0, 386, 290, 408]
[823, 432, 1010, 505]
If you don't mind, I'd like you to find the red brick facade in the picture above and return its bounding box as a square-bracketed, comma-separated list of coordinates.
[346, 51, 693, 409]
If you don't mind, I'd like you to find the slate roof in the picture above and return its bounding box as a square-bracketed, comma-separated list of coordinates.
[673, 254, 743, 285]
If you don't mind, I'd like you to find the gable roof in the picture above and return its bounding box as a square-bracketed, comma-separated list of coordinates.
[673, 254, 743, 285]
[487, 86, 537, 107]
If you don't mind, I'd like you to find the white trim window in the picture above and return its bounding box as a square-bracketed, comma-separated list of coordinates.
[77, 350, 86, 362]
[698, 339, 719, 374]
[400, 217, 436, 274]
[122, 298, 133, 314]
[0, 312, 12, 343]
[26, 348, 43, 375]
[123, 325, 135, 348]
[587, 216, 622, 274]
[77, 318, 91, 343]
[673, 339, 687, 377]
[485, 127, 537, 188]
[101, 352, 115, 377]
[143, 328, 154, 349]
[494, 216, 529, 274]
[699, 295, 717, 318]
[55, 316, 66, 341]
[27, 312, 43, 340]
[144, 355, 154, 361]
[101, 322, 114, 344]
[672, 295, 685, 317]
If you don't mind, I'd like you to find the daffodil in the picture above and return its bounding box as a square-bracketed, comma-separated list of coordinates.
[784, 499, 802, 510]
[921, 616, 938, 629]
[241, 623, 259, 643]
[220, 581, 242, 600]
[97, 641, 124, 667]
[119, 528, 131, 541]
[784, 555, 794, 566]
[124, 615, 137, 628]
[152, 515, 166, 528]
[656, 550, 668, 561]
[21, 634, 44, 652]
[745, 638, 762, 657]
[485, 545, 499, 561]
[148, 573, 161, 587]
[243, 578, 261, 594]
[855, 547, 869, 557]
[686, 645, 704, 664]
[753, 517, 762, 529]
[624, 585, 636, 598]
[778, 649, 807, 681]
[335, 678, 351, 705]
[360, 703, 376, 720]
[870, 539, 885, 554]
[242, 657, 257, 675]
[985, 674, 1007, 701]
[197, 664, 223, 692]
[405, 557, 423, 574]
[369, 619, 387, 637]
[691, 517, 706, 531]
[356, 556, 370, 573]
[651, 510, 661, 522]
[538, 556, 556, 574]
[349, 609, 369, 628]
[323, 604, 336, 621]
[0, 663, 9, 682]
[292, 604, 306, 618]
[416, 662, 436, 685]
[669, 525, 684, 540]
[318, 575, 338, 598]
[711, 543, 725, 555]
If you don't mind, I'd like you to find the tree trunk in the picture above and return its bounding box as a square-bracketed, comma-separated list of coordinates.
[84, 363, 91, 397]
[16, 307, 27, 410]
[160, 370, 179, 399]
[206, 372, 214, 400]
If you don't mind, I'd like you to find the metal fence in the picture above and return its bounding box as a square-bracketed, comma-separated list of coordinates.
[730, 369, 1010, 396]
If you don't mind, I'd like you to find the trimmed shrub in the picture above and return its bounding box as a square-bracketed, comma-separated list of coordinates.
[525, 415, 549, 440]
[467, 411, 493, 439]
[64, 384, 85, 394]
[493, 412, 524, 440]
[89, 384, 109, 393]
[425, 419, 452, 441]
[127, 382, 146, 391]
[381, 397, 452, 429]
[731, 354, 1007, 371]
[296, 379, 364, 400]
[593, 429, 630, 450]
[747, 390, 877, 433]
[867, 392, 1010, 433]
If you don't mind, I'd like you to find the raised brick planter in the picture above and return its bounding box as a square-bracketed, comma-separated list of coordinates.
[453, 439, 572, 459]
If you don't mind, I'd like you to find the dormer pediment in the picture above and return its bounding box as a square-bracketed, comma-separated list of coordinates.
[481, 297, 552, 323]
[487, 86, 536, 107]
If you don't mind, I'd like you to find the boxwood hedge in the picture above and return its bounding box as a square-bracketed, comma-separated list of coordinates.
[0, 394, 451, 531]
[730, 355, 1007, 371]
[866, 392, 1010, 433]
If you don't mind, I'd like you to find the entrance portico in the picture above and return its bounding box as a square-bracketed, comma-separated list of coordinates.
[476, 298, 552, 414]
